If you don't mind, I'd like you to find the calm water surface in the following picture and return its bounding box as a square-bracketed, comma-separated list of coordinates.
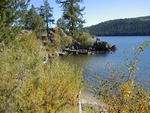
[60, 36, 150, 88]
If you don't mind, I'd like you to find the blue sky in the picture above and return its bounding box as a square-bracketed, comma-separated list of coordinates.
[30, 0, 150, 27]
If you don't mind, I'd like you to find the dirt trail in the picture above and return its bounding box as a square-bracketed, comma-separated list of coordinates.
[80, 90, 108, 113]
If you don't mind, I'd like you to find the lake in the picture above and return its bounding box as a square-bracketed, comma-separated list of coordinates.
[60, 36, 150, 88]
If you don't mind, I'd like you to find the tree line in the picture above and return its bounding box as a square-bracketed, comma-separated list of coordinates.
[0, 0, 86, 43]
[86, 16, 150, 36]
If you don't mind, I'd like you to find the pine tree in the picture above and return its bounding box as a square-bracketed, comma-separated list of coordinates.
[57, 18, 67, 32]
[25, 5, 44, 32]
[56, 0, 85, 38]
[0, 0, 30, 43]
[40, 0, 54, 38]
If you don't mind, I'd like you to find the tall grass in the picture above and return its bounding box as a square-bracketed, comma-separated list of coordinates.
[0, 33, 83, 113]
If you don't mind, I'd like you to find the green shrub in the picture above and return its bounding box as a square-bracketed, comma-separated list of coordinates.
[0, 37, 82, 113]
[77, 33, 95, 49]
[16, 60, 82, 113]
[53, 28, 73, 50]
[98, 77, 150, 113]
[17, 32, 41, 53]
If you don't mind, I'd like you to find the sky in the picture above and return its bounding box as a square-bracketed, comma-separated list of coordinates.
[30, 0, 150, 27]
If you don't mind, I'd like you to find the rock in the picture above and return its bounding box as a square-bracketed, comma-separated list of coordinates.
[93, 41, 112, 51]
[70, 41, 80, 50]
[111, 45, 117, 51]
[55, 51, 67, 56]
[63, 38, 117, 55]
[78, 49, 88, 54]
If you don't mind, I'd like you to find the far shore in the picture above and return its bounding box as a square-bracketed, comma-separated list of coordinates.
[95, 35, 150, 37]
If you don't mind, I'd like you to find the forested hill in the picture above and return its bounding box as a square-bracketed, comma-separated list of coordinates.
[85, 16, 150, 36]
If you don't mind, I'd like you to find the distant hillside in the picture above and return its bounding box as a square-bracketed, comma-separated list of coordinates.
[85, 16, 150, 36]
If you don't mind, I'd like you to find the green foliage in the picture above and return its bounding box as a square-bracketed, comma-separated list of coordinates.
[86, 16, 150, 36]
[98, 78, 150, 113]
[0, 34, 82, 112]
[0, 43, 42, 113]
[16, 61, 82, 113]
[56, 0, 85, 38]
[25, 5, 45, 32]
[57, 18, 67, 33]
[52, 28, 73, 50]
[0, 0, 29, 26]
[82, 105, 99, 113]
[0, 0, 30, 43]
[18, 32, 41, 52]
[40, 0, 54, 37]
[77, 33, 95, 48]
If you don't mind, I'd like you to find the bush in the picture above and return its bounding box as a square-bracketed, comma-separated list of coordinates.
[98, 78, 150, 113]
[96, 42, 150, 113]
[16, 61, 82, 113]
[0, 37, 82, 113]
[18, 32, 41, 53]
[53, 28, 73, 50]
[77, 33, 95, 49]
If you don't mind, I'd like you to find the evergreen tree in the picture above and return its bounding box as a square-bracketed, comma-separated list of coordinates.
[56, 0, 85, 38]
[0, 0, 30, 43]
[25, 5, 44, 32]
[40, 0, 54, 37]
[86, 16, 150, 36]
[0, 0, 29, 26]
[57, 18, 67, 32]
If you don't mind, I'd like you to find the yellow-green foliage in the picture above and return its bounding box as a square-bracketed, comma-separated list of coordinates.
[0, 36, 82, 112]
[97, 45, 150, 113]
[17, 32, 41, 52]
[77, 33, 95, 48]
[16, 61, 82, 113]
[53, 28, 73, 50]
[99, 79, 150, 113]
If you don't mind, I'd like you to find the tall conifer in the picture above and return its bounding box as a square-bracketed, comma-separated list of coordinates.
[40, 0, 54, 38]
[56, 0, 85, 38]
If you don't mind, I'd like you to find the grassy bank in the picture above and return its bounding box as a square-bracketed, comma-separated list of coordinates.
[0, 33, 83, 113]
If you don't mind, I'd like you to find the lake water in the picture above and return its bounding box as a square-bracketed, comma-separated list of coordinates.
[60, 36, 150, 88]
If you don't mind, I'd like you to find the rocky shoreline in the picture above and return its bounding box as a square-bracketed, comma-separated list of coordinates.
[55, 38, 117, 56]
[40, 35, 117, 57]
